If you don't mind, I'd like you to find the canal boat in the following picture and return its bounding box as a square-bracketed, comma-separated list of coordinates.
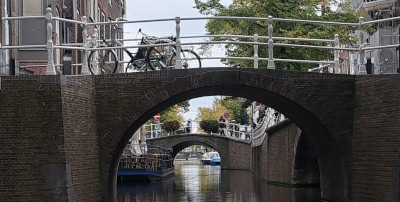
[201, 152, 220, 165]
[117, 144, 174, 182]
[210, 156, 221, 165]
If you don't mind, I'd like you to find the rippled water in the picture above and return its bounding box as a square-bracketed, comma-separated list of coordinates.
[117, 160, 320, 202]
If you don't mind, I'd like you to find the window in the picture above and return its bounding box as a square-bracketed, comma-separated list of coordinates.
[22, 0, 42, 16]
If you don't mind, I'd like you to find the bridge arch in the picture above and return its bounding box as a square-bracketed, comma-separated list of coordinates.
[146, 134, 251, 169]
[96, 69, 354, 202]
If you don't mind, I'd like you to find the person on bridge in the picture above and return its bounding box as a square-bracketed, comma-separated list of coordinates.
[219, 116, 226, 136]
[186, 120, 191, 133]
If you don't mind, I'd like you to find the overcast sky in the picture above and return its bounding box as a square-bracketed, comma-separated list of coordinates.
[125, 1, 232, 131]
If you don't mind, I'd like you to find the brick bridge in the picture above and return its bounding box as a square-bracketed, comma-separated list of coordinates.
[1, 68, 400, 202]
[147, 134, 252, 170]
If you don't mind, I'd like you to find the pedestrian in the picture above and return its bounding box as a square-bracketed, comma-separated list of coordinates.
[186, 120, 191, 133]
[219, 116, 226, 136]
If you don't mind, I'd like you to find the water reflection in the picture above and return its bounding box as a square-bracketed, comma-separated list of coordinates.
[117, 160, 320, 202]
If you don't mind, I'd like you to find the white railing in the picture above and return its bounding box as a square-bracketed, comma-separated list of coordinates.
[144, 123, 163, 139]
[3, 8, 400, 75]
[252, 107, 286, 146]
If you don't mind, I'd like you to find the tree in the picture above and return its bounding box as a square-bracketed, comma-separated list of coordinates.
[147, 101, 189, 127]
[196, 96, 252, 125]
[218, 97, 252, 124]
[196, 98, 229, 121]
[194, 0, 363, 71]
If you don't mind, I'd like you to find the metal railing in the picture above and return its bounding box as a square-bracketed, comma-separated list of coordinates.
[119, 144, 173, 171]
[252, 107, 286, 147]
[2, 8, 400, 75]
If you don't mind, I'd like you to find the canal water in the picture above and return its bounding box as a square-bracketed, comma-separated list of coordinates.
[117, 160, 321, 202]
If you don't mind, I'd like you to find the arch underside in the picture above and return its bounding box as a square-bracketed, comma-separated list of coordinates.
[171, 140, 223, 158]
[105, 72, 350, 202]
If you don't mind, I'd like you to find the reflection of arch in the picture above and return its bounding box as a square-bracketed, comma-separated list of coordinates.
[293, 132, 320, 186]
[100, 71, 351, 202]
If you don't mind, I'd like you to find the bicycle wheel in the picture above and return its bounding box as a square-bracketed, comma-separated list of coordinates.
[88, 49, 118, 75]
[170, 49, 201, 69]
[146, 47, 169, 70]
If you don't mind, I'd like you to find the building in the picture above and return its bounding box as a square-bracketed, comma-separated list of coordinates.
[350, 0, 400, 74]
[0, 0, 126, 76]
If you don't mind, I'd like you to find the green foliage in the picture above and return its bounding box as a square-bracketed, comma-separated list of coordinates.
[194, 0, 364, 71]
[199, 120, 220, 133]
[195, 96, 252, 125]
[218, 97, 246, 124]
[162, 120, 181, 132]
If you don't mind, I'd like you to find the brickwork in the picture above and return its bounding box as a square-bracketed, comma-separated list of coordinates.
[265, 122, 300, 184]
[92, 69, 355, 202]
[60, 76, 101, 201]
[0, 75, 67, 201]
[147, 134, 251, 170]
[2, 69, 400, 202]
[352, 75, 400, 202]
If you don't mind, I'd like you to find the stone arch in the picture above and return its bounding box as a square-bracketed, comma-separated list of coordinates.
[98, 70, 352, 202]
[146, 134, 244, 169]
[169, 140, 223, 159]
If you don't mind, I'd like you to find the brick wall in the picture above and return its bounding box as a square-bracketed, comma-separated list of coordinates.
[5, 69, 397, 202]
[251, 121, 300, 185]
[0, 75, 101, 201]
[352, 75, 400, 202]
[0, 75, 67, 201]
[147, 134, 251, 170]
[61, 76, 101, 201]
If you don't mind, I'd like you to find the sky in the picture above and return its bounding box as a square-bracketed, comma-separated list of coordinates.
[125, 0, 232, 132]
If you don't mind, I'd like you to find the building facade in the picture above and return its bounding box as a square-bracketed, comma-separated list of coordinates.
[351, 0, 400, 74]
[0, 0, 126, 76]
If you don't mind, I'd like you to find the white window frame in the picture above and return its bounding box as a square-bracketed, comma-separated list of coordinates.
[90, 0, 98, 21]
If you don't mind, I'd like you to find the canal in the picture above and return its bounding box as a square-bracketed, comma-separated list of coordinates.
[117, 160, 321, 202]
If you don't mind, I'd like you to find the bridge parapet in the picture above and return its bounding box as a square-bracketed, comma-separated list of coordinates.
[147, 134, 251, 170]
[5, 10, 400, 75]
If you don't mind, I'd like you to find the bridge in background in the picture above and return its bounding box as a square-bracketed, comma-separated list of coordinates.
[147, 134, 251, 170]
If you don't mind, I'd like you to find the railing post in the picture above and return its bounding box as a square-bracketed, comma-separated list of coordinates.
[267, 16, 275, 69]
[81, 16, 90, 75]
[45, 8, 56, 75]
[174, 17, 182, 69]
[358, 17, 366, 75]
[253, 34, 259, 69]
[150, 123, 154, 138]
[334, 34, 340, 74]
[90, 28, 99, 74]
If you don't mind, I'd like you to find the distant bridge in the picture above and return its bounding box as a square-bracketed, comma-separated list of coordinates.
[147, 133, 251, 170]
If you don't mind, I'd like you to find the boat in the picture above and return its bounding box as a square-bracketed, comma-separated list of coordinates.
[117, 144, 174, 182]
[210, 156, 221, 165]
[201, 151, 220, 165]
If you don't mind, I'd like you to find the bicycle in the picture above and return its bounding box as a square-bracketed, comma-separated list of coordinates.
[88, 21, 201, 75]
